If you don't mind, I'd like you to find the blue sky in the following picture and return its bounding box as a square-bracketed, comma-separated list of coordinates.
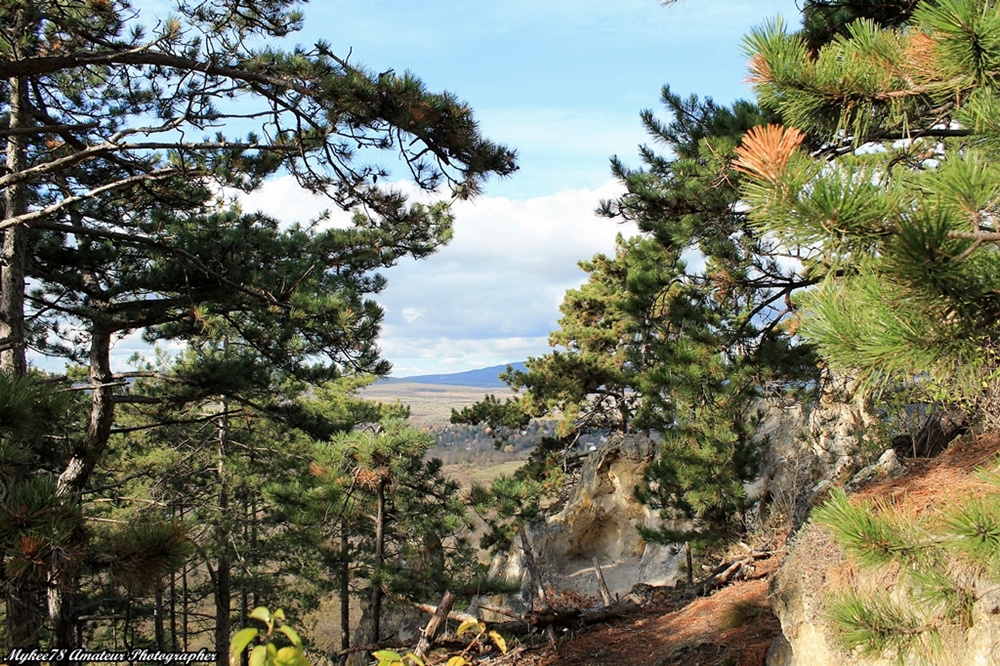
[110, 0, 803, 377]
[242, 0, 804, 377]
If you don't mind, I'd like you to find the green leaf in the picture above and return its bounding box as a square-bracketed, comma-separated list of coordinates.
[277, 625, 302, 647]
[274, 646, 306, 666]
[373, 650, 403, 664]
[249, 645, 267, 666]
[230, 628, 258, 666]
[272, 608, 286, 622]
[249, 607, 271, 624]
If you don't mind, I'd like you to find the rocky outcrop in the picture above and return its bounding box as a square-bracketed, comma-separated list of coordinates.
[750, 374, 879, 531]
[485, 434, 685, 612]
[769, 517, 1000, 666]
[483, 375, 881, 617]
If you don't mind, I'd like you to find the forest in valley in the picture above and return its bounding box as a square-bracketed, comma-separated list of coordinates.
[2, 0, 1000, 664]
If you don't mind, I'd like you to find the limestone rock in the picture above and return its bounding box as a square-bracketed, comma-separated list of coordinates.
[771, 521, 1000, 666]
[765, 633, 792, 666]
[845, 448, 905, 492]
[489, 433, 685, 606]
[750, 374, 879, 532]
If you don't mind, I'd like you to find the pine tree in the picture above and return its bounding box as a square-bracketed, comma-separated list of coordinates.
[738, 0, 1000, 404]
[455, 86, 820, 548]
[297, 419, 474, 648]
[598, 88, 818, 545]
[459, 234, 680, 443]
[1, 0, 514, 376]
[1, 0, 514, 651]
[735, 1, 1000, 659]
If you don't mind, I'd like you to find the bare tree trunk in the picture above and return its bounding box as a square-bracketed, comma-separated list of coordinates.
[593, 558, 613, 606]
[518, 525, 547, 611]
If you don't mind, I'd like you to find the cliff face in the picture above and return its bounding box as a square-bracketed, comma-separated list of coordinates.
[751, 375, 879, 531]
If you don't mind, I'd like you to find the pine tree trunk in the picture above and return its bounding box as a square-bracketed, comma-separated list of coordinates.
[155, 587, 165, 650]
[47, 580, 74, 666]
[170, 567, 178, 651]
[181, 505, 189, 651]
[370, 478, 387, 645]
[1, 73, 28, 379]
[4, 580, 43, 657]
[49, 325, 115, 662]
[340, 520, 350, 657]
[215, 404, 232, 666]
[182, 563, 190, 651]
[4, 25, 40, 648]
[59, 324, 114, 494]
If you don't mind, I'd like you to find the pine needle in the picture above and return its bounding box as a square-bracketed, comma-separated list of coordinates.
[732, 124, 806, 183]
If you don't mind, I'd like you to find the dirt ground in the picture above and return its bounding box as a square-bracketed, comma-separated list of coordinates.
[471, 553, 783, 666]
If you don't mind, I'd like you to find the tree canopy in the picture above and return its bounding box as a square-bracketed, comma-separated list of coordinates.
[0, 0, 515, 657]
[738, 0, 1000, 401]
[455, 84, 819, 546]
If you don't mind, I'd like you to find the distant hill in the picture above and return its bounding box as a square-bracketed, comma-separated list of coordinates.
[386, 362, 526, 388]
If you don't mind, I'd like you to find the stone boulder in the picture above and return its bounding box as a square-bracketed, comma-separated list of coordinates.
[487, 433, 685, 610]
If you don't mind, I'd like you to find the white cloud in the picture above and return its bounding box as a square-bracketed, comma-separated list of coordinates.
[401, 308, 424, 324]
[375, 180, 638, 375]
[225, 177, 636, 377]
[380, 336, 550, 378]
[233, 178, 354, 228]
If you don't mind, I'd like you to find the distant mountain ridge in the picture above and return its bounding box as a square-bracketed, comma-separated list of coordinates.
[387, 362, 526, 388]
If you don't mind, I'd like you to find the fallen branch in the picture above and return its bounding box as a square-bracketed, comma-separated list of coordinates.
[474, 604, 525, 621]
[414, 591, 456, 659]
[479, 599, 645, 636]
[683, 550, 773, 600]
[593, 557, 614, 606]
[411, 601, 477, 624]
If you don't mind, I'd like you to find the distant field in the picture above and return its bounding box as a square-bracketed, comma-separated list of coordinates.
[445, 458, 526, 488]
[362, 381, 513, 428]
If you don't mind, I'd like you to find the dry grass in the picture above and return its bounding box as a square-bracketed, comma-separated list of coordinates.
[854, 433, 1000, 511]
[361, 382, 513, 428]
[496, 559, 784, 666]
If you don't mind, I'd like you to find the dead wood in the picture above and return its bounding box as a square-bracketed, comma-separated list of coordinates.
[480, 599, 645, 636]
[593, 557, 614, 606]
[682, 550, 772, 600]
[894, 409, 969, 459]
[414, 590, 456, 659]
[519, 525, 547, 609]
[412, 600, 477, 624]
